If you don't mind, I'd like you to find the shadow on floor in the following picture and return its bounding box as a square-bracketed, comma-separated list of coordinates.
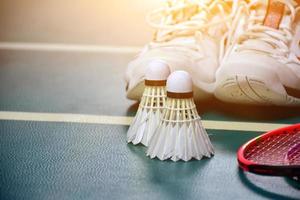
[195, 97, 300, 121]
[127, 96, 300, 121]
[127, 143, 212, 200]
[238, 169, 300, 200]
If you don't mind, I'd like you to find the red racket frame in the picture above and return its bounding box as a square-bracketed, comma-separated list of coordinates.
[237, 123, 300, 176]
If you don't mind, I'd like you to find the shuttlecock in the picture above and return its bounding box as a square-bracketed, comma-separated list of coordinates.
[127, 60, 171, 146]
[147, 70, 214, 161]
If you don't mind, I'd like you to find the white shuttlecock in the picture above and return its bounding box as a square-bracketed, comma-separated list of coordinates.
[127, 60, 171, 146]
[147, 70, 214, 161]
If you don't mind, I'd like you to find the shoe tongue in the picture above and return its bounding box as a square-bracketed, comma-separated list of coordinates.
[263, 0, 285, 29]
[263, 0, 299, 30]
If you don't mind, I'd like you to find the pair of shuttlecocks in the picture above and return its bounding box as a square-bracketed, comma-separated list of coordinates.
[127, 60, 214, 161]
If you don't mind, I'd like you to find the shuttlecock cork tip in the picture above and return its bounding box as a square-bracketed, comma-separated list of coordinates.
[167, 70, 193, 93]
[145, 60, 170, 81]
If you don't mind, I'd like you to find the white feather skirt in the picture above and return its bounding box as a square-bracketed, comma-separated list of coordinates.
[146, 98, 214, 161]
[127, 85, 166, 146]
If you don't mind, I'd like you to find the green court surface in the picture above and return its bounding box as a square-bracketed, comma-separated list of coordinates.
[1, 49, 300, 200]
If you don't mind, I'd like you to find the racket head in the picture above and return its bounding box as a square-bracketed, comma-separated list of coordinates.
[237, 123, 300, 177]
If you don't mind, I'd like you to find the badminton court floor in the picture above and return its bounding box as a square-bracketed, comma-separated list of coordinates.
[0, 46, 300, 200]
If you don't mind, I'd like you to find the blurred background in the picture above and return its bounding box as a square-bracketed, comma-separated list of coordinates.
[0, 0, 163, 46]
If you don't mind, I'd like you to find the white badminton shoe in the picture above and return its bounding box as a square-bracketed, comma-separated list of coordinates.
[125, 0, 237, 101]
[215, 0, 300, 106]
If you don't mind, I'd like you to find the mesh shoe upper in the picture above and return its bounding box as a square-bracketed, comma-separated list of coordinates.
[125, 0, 236, 101]
[220, 0, 300, 93]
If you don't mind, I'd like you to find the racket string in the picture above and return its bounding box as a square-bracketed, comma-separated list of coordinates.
[244, 131, 300, 165]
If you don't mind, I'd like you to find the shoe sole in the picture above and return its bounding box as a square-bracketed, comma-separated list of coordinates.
[215, 75, 300, 106]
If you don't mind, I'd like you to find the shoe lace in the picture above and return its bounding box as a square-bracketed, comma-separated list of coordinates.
[223, 0, 300, 64]
[145, 0, 245, 61]
[146, 0, 229, 42]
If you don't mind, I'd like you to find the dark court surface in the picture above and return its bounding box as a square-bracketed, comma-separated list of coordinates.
[0, 50, 300, 123]
[0, 49, 300, 199]
[1, 121, 300, 200]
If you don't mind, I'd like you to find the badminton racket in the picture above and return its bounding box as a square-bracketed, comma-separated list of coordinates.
[237, 124, 300, 178]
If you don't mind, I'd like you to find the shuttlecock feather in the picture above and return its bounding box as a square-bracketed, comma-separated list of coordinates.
[127, 60, 170, 146]
[147, 70, 214, 161]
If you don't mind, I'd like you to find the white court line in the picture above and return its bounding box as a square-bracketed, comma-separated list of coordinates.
[0, 42, 141, 54]
[0, 111, 291, 132]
